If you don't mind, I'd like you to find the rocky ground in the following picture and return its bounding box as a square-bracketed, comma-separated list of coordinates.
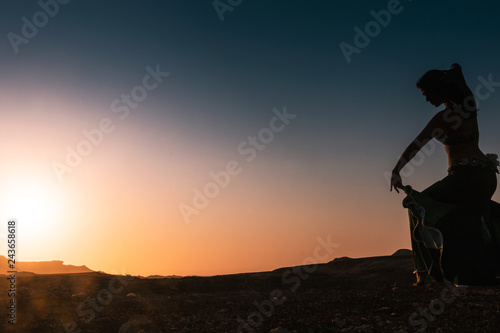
[0, 251, 499, 332]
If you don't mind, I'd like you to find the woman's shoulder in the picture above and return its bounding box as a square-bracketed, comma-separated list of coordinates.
[438, 106, 477, 122]
[428, 108, 465, 131]
[432, 109, 449, 123]
[450, 104, 478, 118]
[432, 106, 479, 135]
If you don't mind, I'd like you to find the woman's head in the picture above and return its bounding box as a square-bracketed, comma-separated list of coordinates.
[417, 70, 447, 107]
[416, 63, 476, 110]
[416, 69, 446, 93]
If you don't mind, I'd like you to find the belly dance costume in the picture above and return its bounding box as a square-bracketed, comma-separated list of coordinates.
[403, 130, 500, 285]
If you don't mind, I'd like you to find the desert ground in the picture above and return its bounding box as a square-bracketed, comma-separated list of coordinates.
[1, 250, 499, 333]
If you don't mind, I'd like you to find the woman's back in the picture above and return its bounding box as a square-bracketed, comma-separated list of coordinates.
[434, 107, 484, 164]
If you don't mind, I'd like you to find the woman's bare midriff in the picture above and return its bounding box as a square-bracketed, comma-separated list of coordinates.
[445, 143, 485, 167]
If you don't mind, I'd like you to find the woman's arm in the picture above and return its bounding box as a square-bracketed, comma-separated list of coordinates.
[390, 112, 443, 192]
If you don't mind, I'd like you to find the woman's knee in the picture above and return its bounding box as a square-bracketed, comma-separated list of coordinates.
[423, 179, 461, 203]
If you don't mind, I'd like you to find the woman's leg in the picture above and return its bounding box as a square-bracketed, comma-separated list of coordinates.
[423, 166, 496, 204]
[422, 167, 498, 284]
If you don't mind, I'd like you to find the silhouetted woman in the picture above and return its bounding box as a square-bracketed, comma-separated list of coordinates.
[390, 63, 500, 286]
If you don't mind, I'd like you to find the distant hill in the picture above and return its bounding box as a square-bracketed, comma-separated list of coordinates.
[311, 249, 413, 277]
[0, 255, 94, 275]
[270, 249, 413, 277]
[391, 249, 412, 256]
[143, 275, 183, 279]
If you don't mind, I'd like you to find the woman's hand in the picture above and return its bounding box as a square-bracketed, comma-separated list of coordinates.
[390, 170, 404, 193]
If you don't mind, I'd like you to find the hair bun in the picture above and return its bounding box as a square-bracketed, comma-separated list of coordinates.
[441, 63, 463, 84]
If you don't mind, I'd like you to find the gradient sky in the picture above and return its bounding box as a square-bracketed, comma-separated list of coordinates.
[1, 0, 500, 276]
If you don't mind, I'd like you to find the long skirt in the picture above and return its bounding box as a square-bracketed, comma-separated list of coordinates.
[404, 163, 500, 285]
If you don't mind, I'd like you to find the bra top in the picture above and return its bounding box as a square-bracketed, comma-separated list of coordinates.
[435, 130, 479, 146]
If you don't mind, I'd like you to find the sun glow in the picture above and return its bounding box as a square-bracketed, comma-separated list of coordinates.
[1, 169, 64, 246]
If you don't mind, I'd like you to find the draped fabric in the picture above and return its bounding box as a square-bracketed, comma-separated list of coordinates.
[404, 186, 500, 286]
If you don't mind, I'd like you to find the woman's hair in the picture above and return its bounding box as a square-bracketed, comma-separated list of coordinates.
[416, 63, 476, 111]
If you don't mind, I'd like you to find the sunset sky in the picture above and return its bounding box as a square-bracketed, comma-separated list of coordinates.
[1, 0, 500, 277]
